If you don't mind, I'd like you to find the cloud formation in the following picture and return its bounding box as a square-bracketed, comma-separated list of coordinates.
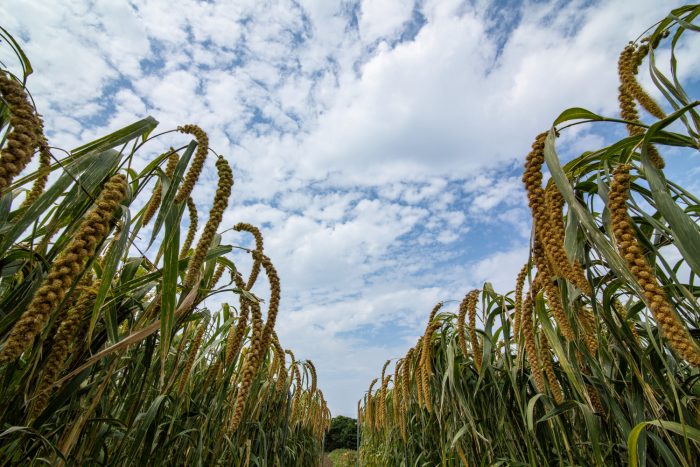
[1, 0, 693, 416]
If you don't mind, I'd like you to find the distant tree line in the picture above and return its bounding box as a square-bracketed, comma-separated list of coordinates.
[325, 416, 357, 451]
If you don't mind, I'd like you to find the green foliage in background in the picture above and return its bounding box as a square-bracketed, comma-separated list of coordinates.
[325, 416, 358, 452]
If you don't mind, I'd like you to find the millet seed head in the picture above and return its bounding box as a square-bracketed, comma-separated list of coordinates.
[0, 174, 126, 364]
[609, 164, 700, 366]
[0, 73, 42, 193]
[175, 125, 209, 204]
[184, 156, 233, 289]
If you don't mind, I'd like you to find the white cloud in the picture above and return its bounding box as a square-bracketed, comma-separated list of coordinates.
[359, 0, 415, 44]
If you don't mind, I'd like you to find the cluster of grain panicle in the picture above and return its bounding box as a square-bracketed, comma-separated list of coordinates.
[0, 174, 126, 364]
[608, 164, 700, 366]
[28, 280, 99, 421]
[228, 244, 282, 433]
[522, 134, 577, 342]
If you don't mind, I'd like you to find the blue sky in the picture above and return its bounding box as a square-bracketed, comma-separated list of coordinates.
[2, 0, 699, 416]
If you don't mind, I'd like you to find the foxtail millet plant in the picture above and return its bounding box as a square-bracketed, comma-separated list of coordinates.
[0, 173, 127, 364]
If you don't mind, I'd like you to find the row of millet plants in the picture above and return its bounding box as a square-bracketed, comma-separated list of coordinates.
[359, 5, 700, 466]
[0, 26, 329, 466]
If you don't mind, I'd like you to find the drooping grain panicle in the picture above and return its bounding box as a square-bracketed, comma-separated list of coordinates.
[466, 289, 482, 371]
[234, 222, 264, 289]
[20, 138, 51, 209]
[175, 124, 209, 204]
[624, 40, 666, 120]
[608, 164, 700, 366]
[225, 290, 249, 367]
[377, 359, 391, 427]
[523, 133, 591, 301]
[142, 149, 179, 226]
[420, 319, 442, 413]
[513, 263, 528, 339]
[28, 280, 99, 422]
[184, 156, 233, 289]
[228, 299, 265, 433]
[306, 360, 318, 395]
[522, 274, 546, 393]
[457, 293, 470, 356]
[540, 333, 564, 405]
[617, 43, 665, 169]
[210, 262, 227, 289]
[399, 353, 411, 442]
[177, 315, 210, 395]
[256, 251, 281, 350]
[418, 302, 443, 403]
[392, 359, 402, 429]
[0, 73, 42, 193]
[532, 238, 575, 342]
[542, 277, 575, 342]
[522, 132, 548, 240]
[365, 377, 378, 431]
[543, 184, 591, 294]
[576, 305, 598, 356]
[179, 196, 198, 258]
[271, 332, 287, 392]
[0, 173, 127, 364]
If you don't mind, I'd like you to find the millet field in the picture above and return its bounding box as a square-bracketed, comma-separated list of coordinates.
[1, 3, 700, 467]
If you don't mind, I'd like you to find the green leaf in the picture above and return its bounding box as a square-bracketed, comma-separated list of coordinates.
[149, 141, 196, 246]
[553, 107, 604, 126]
[0, 26, 33, 77]
[70, 117, 159, 159]
[88, 208, 131, 344]
[641, 102, 700, 277]
[628, 420, 700, 467]
[160, 201, 181, 385]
